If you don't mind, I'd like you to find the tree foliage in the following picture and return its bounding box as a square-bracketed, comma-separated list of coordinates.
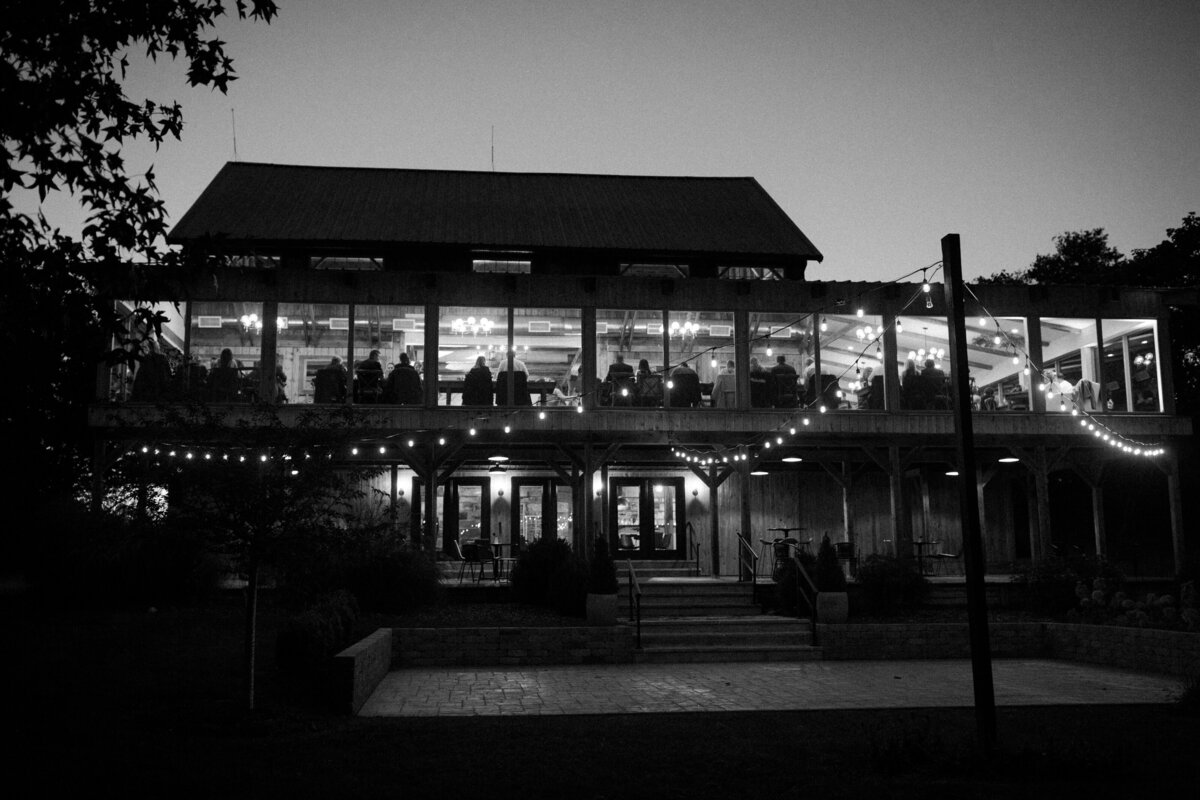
[1, 1, 277, 516]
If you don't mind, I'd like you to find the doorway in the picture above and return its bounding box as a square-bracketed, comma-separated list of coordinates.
[413, 477, 491, 555]
[511, 478, 574, 548]
[610, 478, 685, 559]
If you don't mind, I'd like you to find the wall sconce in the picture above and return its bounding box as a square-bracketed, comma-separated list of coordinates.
[692, 489, 699, 497]
[497, 489, 504, 497]
[397, 489, 405, 497]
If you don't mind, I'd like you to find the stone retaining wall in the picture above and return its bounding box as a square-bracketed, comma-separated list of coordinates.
[332, 628, 393, 714]
[817, 622, 1200, 677]
[393, 625, 635, 667]
[1044, 623, 1200, 677]
[816, 623, 1046, 660]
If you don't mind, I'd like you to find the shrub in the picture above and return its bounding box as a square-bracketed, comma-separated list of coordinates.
[276, 589, 360, 676]
[588, 536, 618, 594]
[775, 550, 816, 615]
[549, 553, 589, 618]
[814, 535, 848, 593]
[855, 555, 928, 615]
[511, 538, 573, 606]
[1013, 554, 1124, 617]
[1066, 576, 1199, 632]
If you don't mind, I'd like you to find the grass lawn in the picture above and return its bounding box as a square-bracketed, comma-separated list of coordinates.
[11, 593, 1199, 798]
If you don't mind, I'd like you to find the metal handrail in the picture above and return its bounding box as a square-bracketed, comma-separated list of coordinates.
[685, 521, 701, 576]
[790, 553, 820, 642]
[736, 533, 758, 603]
[626, 559, 642, 649]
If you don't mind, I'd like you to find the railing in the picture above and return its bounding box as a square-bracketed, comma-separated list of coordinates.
[736, 533, 758, 602]
[626, 559, 642, 649]
[790, 553, 820, 642]
[685, 521, 701, 576]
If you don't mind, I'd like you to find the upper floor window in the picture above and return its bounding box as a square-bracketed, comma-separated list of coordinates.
[311, 256, 382, 271]
[719, 266, 782, 280]
[473, 251, 532, 273]
[619, 263, 688, 278]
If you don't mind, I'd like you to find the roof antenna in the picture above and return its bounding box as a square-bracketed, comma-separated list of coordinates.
[491, 125, 494, 171]
[231, 108, 239, 162]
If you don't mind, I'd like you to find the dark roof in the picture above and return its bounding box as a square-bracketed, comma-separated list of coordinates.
[168, 162, 822, 261]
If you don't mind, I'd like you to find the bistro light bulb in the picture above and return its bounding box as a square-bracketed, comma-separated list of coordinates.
[896, 319, 903, 333]
[979, 317, 987, 327]
[922, 282, 931, 293]
[260, 454, 268, 462]
[1012, 356, 1020, 365]
[776, 436, 783, 445]
[577, 405, 584, 413]
[820, 318, 828, 332]
[908, 350, 917, 361]
[764, 441, 771, 448]
[503, 426, 510, 434]
[766, 347, 773, 357]
[351, 447, 358, 456]
[438, 437, 446, 445]
[925, 295, 933, 309]
[1023, 367, 1031, 376]
[407, 439, 414, 447]
[621, 387, 629, 396]
[538, 411, 546, 420]
[667, 380, 675, 389]
[993, 336, 1002, 346]
[790, 427, 796, 435]
[379, 446, 386, 454]
[711, 359, 718, 369]
[469, 427, 477, 436]
[856, 308, 864, 318]
[856, 328, 864, 340]
[1038, 382, 1046, 392]
[803, 417, 810, 425]
[819, 404, 827, 413]
[239, 455, 245, 462]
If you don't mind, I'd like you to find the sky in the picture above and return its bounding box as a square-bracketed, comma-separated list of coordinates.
[22, 0, 1200, 282]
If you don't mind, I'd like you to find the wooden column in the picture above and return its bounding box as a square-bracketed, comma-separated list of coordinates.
[1026, 314, 1045, 413]
[423, 453, 437, 555]
[888, 446, 912, 558]
[345, 304, 356, 405]
[423, 303, 439, 407]
[581, 309, 597, 411]
[739, 449, 753, 579]
[1156, 310, 1177, 415]
[882, 312, 900, 411]
[1031, 447, 1053, 560]
[709, 463, 721, 575]
[1071, 458, 1107, 558]
[734, 309, 750, 411]
[389, 464, 399, 535]
[260, 300, 279, 402]
[819, 461, 853, 545]
[1156, 453, 1186, 574]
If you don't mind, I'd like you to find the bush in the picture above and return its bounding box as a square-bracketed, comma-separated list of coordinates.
[775, 550, 816, 615]
[276, 589, 360, 676]
[27, 507, 222, 608]
[549, 553, 589, 618]
[276, 531, 440, 613]
[1013, 554, 1124, 617]
[511, 538, 573, 606]
[814, 535, 848, 593]
[588, 536, 618, 594]
[855, 555, 928, 615]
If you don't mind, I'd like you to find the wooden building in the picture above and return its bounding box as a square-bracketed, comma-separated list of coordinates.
[90, 163, 1195, 576]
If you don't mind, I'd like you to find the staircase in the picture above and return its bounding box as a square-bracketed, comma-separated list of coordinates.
[621, 560, 818, 663]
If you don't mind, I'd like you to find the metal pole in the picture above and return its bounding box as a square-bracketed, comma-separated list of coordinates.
[942, 234, 996, 751]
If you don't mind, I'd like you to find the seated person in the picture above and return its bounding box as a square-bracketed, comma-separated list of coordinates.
[668, 361, 701, 407]
[749, 357, 769, 408]
[635, 360, 663, 406]
[462, 356, 493, 406]
[313, 356, 348, 404]
[209, 348, 243, 402]
[131, 338, 172, 401]
[385, 353, 423, 405]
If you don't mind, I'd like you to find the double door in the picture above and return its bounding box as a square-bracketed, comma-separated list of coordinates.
[611, 478, 685, 559]
[511, 479, 573, 547]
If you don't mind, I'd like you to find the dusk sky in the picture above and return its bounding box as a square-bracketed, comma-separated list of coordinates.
[26, 0, 1200, 281]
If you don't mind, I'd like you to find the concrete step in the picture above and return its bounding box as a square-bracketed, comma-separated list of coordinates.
[633, 645, 823, 664]
[636, 600, 762, 617]
[638, 616, 811, 646]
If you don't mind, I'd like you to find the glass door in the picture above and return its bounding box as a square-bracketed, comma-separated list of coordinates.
[414, 477, 490, 556]
[512, 479, 574, 549]
[611, 478, 684, 559]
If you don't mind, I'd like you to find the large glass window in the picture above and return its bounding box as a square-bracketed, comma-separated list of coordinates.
[351, 304, 424, 404]
[596, 309, 665, 407]
[188, 301, 263, 403]
[747, 312, 814, 408]
[513, 308, 581, 406]
[611, 478, 684, 558]
[1040, 317, 1100, 412]
[895, 315, 950, 410]
[276, 303, 350, 404]
[110, 300, 188, 403]
[438, 306, 509, 406]
[969, 316, 1030, 412]
[820, 313, 884, 410]
[667, 310, 735, 408]
[1101, 320, 1161, 413]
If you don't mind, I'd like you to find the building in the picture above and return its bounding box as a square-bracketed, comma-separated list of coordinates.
[90, 162, 1195, 577]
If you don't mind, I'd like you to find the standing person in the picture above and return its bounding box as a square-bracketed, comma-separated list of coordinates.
[209, 347, 242, 402]
[635, 359, 662, 406]
[498, 349, 528, 374]
[355, 349, 384, 403]
[771, 355, 796, 376]
[711, 360, 736, 408]
[901, 358, 923, 409]
[132, 338, 172, 401]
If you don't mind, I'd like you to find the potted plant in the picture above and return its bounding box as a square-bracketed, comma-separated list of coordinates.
[585, 536, 619, 625]
[814, 534, 850, 624]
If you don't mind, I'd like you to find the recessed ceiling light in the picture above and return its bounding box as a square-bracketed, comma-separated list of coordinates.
[487, 455, 509, 462]
[750, 470, 769, 476]
[998, 457, 1019, 463]
[782, 457, 803, 463]
[945, 470, 960, 476]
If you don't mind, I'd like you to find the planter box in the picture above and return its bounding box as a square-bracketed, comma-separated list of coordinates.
[587, 593, 619, 626]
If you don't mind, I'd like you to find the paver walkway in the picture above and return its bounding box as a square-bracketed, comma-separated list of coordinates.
[360, 659, 1181, 717]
